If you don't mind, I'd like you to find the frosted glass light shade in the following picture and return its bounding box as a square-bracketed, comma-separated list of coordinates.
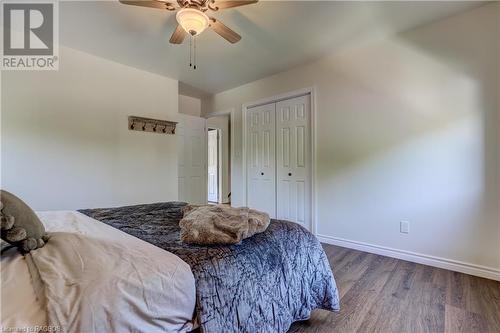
[176, 8, 209, 36]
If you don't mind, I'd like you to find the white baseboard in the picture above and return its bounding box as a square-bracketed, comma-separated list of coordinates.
[317, 234, 500, 281]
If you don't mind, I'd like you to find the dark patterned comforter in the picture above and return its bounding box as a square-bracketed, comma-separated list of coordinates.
[79, 202, 339, 333]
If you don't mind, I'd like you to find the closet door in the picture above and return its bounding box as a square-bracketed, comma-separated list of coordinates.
[276, 95, 310, 228]
[246, 103, 276, 218]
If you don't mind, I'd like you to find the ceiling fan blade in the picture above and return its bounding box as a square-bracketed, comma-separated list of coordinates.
[119, 0, 176, 11]
[169, 24, 187, 44]
[209, 17, 241, 44]
[210, 0, 258, 10]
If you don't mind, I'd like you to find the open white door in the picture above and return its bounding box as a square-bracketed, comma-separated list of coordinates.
[178, 114, 207, 205]
[207, 129, 219, 203]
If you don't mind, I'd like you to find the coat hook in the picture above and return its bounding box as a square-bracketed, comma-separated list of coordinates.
[128, 116, 177, 135]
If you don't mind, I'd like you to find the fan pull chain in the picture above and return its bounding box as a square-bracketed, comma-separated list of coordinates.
[193, 36, 197, 70]
[187, 35, 198, 70]
[189, 36, 192, 68]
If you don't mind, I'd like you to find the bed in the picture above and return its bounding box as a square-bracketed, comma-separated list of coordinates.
[2, 202, 339, 333]
[2, 210, 196, 332]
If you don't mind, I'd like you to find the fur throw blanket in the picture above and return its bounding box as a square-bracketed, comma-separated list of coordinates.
[180, 205, 270, 245]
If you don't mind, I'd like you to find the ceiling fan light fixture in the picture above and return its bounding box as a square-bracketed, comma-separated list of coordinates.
[176, 8, 209, 36]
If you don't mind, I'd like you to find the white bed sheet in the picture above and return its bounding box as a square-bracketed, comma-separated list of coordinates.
[1, 211, 196, 332]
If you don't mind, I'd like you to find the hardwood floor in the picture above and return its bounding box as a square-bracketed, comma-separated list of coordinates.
[289, 244, 500, 333]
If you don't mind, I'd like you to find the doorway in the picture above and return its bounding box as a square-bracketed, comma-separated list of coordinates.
[207, 128, 220, 203]
[206, 114, 231, 205]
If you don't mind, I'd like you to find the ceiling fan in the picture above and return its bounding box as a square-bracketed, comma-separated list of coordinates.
[119, 0, 258, 44]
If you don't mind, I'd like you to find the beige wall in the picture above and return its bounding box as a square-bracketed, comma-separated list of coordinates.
[179, 95, 202, 117]
[1, 46, 179, 210]
[178, 82, 211, 116]
[210, 4, 500, 273]
[496, 5, 500, 218]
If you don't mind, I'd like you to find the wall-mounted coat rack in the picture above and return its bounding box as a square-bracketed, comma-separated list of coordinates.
[128, 116, 177, 135]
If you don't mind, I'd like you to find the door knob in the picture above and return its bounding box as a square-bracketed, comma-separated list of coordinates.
[288, 173, 292, 176]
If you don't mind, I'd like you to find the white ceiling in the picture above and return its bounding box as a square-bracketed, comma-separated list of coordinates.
[60, 1, 485, 94]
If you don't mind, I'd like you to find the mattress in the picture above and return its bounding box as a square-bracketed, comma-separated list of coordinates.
[0, 210, 196, 332]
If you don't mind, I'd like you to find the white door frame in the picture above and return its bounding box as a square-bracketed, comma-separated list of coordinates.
[207, 127, 223, 203]
[242, 87, 317, 234]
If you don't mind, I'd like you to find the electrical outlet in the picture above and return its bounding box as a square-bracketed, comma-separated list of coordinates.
[400, 220, 410, 234]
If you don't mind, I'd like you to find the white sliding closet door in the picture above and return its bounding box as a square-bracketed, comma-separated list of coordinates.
[276, 95, 311, 228]
[246, 103, 276, 218]
[178, 114, 207, 205]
